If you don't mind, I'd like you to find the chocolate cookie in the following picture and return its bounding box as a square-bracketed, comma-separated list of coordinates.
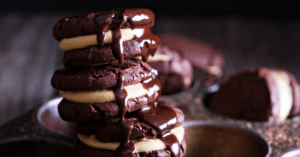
[58, 91, 159, 122]
[53, 8, 154, 41]
[53, 8, 161, 64]
[147, 46, 194, 95]
[63, 40, 141, 67]
[160, 33, 224, 77]
[208, 67, 300, 122]
[76, 106, 184, 142]
[51, 59, 154, 91]
[74, 140, 186, 157]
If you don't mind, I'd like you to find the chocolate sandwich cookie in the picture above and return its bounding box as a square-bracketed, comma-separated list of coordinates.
[51, 59, 155, 91]
[58, 91, 159, 122]
[160, 33, 224, 77]
[208, 67, 300, 122]
[74, 101, 185, 157]
[74, 140, 186, 157]
[143, 46, 194, 95]
[76, 106, 184, 142]
[53, 8, 161, 64]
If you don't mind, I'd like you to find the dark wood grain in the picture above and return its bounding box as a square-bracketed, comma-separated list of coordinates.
[0, 13, 300, 126]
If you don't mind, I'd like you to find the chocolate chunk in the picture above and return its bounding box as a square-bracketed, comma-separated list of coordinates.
[148, 46, 194, 95]
[63, 40, 141, 67]
[51, 59, 153, 91]
[74, 140, 186, 157]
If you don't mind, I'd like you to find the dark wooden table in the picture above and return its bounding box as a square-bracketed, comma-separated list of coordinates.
[0, 12, 300, 156]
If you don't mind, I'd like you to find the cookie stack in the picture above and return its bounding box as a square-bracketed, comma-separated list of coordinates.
[51, 8, 186, 157]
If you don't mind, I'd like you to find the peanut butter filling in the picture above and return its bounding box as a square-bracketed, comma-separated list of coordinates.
[78, 126, 184, 152]
[135, 54, 171, 62]
[59, 28, 135, 51]
[270, 70, 293, 122]
[60, 82, 160, 104]
[207, 65, 222, 77]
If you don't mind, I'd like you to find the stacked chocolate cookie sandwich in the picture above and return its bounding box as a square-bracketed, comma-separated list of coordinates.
[51, 8, 186, 157]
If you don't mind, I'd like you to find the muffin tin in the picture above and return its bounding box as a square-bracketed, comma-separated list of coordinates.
[183, 121, 271, 157]
[0, 73, 299, 157]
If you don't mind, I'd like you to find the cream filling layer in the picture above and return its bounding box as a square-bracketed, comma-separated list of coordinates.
[207, 65, 222, 77]
[60, 83, 160, 104]
[59, 28, 135, 51]
[270, 70, 293, 122]
[135, 54, 170, 62]
[78, 126, 184, 152]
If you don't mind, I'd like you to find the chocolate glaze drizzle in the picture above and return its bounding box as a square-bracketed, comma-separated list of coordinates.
[114, 71, 135, 156]
[94, 8, 161, 64]
[113, 70, 181, 157]
[55, 8, 161, 64]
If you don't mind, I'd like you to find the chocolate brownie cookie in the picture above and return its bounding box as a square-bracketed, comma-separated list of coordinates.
[74, 140, 186, 157]
[51, 59, 154, 91]
[76, 106, 184, 142]
[53, 8, 161, 64]
[160, 33, 224, 77]
[146, 46, 194, 95]
[208, 67, 300, 122]
[58, 91, 159, 122]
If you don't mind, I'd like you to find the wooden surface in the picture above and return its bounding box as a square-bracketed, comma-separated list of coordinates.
[0, 13, 300, 126]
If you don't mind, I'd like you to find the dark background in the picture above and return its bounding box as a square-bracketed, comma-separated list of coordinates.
[1, 0, 300, 18]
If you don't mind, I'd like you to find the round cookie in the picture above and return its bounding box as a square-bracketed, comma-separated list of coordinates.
[51, 59, 154, 91]
[160, 33, 224, 77]
[58, 91, 159, 122]
[53, 8, 154, 41]
[53, 8, 161, 64]
[146, 46, 194, 95]
[74, 139, 186, 157]
[208, 67, 300, 122]
[63, 40, 142, 67]
[76, 106, 184, 142]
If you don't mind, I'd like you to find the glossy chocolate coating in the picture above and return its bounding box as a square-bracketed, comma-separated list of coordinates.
[113, 70, 181, 157]
[53, 8, 161, 64]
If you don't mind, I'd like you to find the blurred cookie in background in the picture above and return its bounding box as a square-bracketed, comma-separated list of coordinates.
[160, 33, 225, 86]
[207, 67, 300, 123]
[136, 46, 194, 95]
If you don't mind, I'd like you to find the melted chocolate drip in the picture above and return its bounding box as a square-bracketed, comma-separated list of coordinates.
[92, 8, 161, 64]
[114, 72, 135, 156]
[141, 69, 161, 99]
[113, 69, 181, 157]
[139, 70, 181, 157]
[136, 102, 181, 157]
